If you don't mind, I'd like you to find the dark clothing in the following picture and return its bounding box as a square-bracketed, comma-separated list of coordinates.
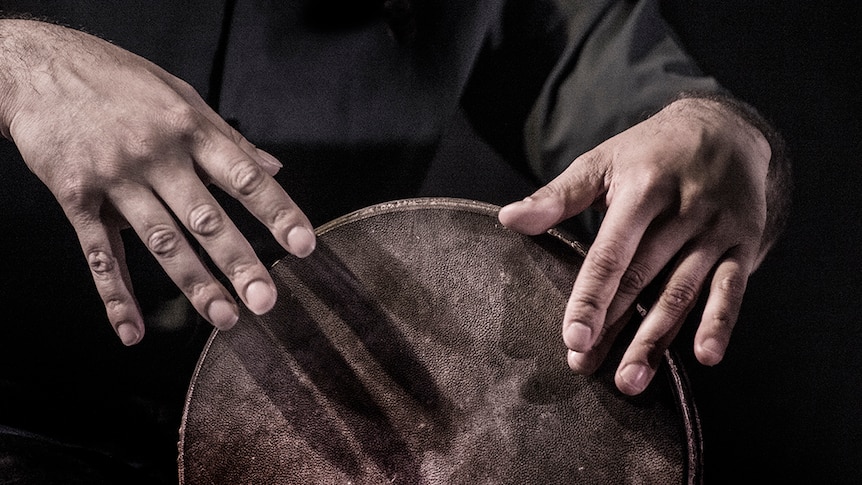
[0, 1, 719, 482]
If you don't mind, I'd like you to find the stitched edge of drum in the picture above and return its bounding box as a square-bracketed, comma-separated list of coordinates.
[311, 197, 590, 258]
[177, 321, 220, 485]
[664, 348, 704, 485]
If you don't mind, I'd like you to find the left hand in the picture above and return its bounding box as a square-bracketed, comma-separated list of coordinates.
[499, 96, 773, 395]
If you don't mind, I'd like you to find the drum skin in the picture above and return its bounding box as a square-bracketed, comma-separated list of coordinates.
[178, 198, 702, 484]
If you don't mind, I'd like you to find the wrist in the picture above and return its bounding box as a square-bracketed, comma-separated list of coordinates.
[0, 18, 67, 140]
[1, 19, 26, 138]
[671, 90, 792, 253]
[0, 19, 36, 139]
[673, 91, 781, 162]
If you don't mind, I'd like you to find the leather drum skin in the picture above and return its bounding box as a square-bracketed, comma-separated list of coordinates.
[178, 198, 703, 484]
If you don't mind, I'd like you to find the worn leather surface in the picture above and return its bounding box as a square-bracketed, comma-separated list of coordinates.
[178, 198, 701, 484]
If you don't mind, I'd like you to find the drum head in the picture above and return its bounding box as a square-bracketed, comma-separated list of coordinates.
[178, 198, 702, 484]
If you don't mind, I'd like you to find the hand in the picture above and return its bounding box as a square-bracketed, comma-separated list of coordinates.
[0, 20, 316, 345]
[499, 96, 773, 395]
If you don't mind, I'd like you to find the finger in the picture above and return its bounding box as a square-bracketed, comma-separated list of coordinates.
[694, 249, 752, 366]
[566, 306, 636, 375]
[69, 214, 144, 346]
[110, 184, 243, 329]
[567, 216, 699, 375]
[562, 185, 666, 353]
[498, 151, 607, 235]
[603, 216, 692, 331]
[614, 246, 720, 395]
[146, 170, 281, 318]
[192, 130, 316, 259]
[568, 231, 683, 376]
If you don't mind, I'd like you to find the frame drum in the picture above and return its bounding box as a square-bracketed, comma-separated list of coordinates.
[178, 198, 702, 484]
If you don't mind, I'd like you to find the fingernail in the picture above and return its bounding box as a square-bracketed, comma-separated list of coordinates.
[245, 280, 276, 314]
[507, 195, 536, 210]
[256, 148, 283, 170]
[117, 322, 141, 346]
[207, 299, 239, 330]
[567, 349, 590, 373]
[700, 337, 725, 365]
[563, 322, 593, 351]
[619, 363, 650, 395]
[287, 226, 316, 258]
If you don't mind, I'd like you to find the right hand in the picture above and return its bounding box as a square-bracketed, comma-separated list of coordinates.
[499, 96, 777, 395]
[0, 19, 316, 345]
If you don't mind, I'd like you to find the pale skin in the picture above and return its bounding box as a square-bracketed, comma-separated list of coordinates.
[1, 19, 775, 395]
[499, 98, 773, 395]
[1, 20, 317, 346]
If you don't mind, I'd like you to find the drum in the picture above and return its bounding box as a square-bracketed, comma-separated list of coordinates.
[178, 198, 702, 484]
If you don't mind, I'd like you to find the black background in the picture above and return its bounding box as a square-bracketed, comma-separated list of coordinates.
[422, 2, 862, 483]
[0, 1, 857, 483]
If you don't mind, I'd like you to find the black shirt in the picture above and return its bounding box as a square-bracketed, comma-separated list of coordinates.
[0, 1, 719, 482]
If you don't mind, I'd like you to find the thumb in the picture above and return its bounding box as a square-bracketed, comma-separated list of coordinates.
[498, 152, 607, 235]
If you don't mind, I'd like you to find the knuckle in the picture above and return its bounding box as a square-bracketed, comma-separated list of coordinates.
[56, 178, 96, 210]
[618, 261, 652, 296]
[270, 207, 292, 226]
[116, 104, 201, 161]
[631, 329, 673, 367]
[182, 279, 214, 303]
[227, 159, 266, 196]
[187, 203, 225, 238]
[637, 166, 665, 190]
[629, 165, 671, 196]
[710, 310, 737, 333]
[717, 274, 746, 300]
[269, 206, 304, 230]
[146, 225, 182, 257]
[104, 296, 127, 313]
[586, 242, 628, 280]
[567, 292, 605, 321]
[161, 103, 201, 141]
[624, 338, 665, 372]
[636, 337, 662, 358]
[658, 280, 700, 316]
[223, 260, 259, 285]
[119, 104, 198, 161]
[87, 250, 116, 279]
[678, 191, 718, 223]
[188, 281, 210, 299]
[121, 130, 156, 163]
